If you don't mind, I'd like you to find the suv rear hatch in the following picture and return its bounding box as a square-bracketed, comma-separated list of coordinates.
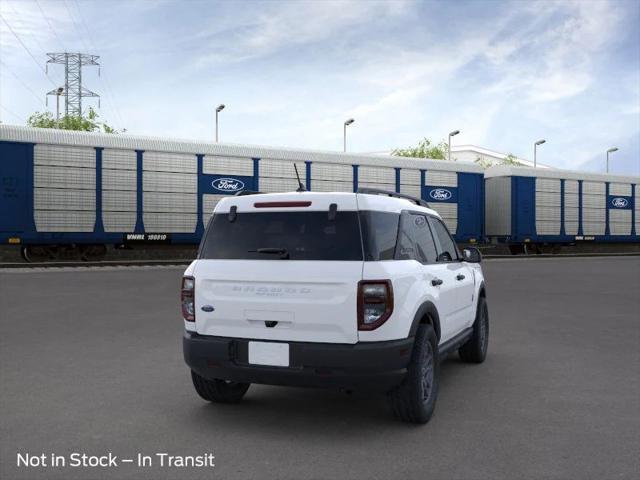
[193, 193, 363, 344]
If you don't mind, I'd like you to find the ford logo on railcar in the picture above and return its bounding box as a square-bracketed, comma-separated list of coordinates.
[429, 188, 452, 201]
[611, 197, 628, 208]
[212, 178, 245, 192]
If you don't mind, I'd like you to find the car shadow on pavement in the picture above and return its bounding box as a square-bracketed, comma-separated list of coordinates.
[181, 355, 475, 435]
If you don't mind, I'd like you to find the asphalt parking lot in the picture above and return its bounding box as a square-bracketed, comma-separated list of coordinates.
[1, 257, 639, 480]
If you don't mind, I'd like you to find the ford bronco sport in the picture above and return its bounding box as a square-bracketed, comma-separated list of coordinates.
[182, 189, 488, 423]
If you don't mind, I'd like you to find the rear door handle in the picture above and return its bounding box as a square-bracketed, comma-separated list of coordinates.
[456, 274, 465, 281]
[431, 278, 443, 286]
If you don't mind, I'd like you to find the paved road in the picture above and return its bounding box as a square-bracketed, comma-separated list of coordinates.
[1, 258, 639, 480]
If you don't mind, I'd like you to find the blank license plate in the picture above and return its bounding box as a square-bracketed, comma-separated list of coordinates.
[248, 341, 289, 367]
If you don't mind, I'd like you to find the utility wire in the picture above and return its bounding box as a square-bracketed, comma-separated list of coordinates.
[0, 59, 46, 106]
[71, 0, 126, 127]
[0, 104, 23, 122]
[63, 0, 90, 52]
[0, 13, 57, 87]
[34, 0, 67, 51]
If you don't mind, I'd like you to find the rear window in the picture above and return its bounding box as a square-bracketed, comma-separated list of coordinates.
[199, 211, 363, 261]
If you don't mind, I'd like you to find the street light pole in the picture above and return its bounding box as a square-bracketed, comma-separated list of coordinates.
[56, 87, 64, 121]
[534, 139, 546, 168]
[448, 130, 460, 161]
[215, 104, 225, 142]
[343, 118, 354, 152]
[606, 147, 618, 173]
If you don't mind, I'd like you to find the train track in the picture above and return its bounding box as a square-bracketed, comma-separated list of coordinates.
[1, 252, 639, 269]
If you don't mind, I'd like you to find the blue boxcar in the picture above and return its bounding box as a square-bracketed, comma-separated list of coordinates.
[485, 165, 639, 249]
[0, 125, 485, 259]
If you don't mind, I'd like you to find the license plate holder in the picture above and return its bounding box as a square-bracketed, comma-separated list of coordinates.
[248, 341, 290, 367]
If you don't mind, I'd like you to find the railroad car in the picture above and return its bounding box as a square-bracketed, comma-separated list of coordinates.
[0, 125, 485, 261]
[485, 165, 639, 253]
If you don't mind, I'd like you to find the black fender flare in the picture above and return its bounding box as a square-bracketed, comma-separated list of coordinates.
[478, 281, 487, 299]
[408, 301, 441, 341]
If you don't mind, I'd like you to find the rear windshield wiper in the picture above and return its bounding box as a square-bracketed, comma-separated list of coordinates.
[248, 247, 290, 259]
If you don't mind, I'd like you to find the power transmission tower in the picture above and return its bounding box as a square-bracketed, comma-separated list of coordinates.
[46, 53, 100, 117]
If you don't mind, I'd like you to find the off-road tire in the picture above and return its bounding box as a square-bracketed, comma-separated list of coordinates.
[388, 324, 439, 424]
[191, 370, 250, 403]
[458, 296, 489, 363]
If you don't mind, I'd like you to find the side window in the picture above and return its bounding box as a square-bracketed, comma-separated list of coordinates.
[395, 212, 437, 263]
[428, 217, 459, 262]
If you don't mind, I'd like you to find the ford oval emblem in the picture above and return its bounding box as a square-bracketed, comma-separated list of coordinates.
[212, 178, 245, 192]
[611, 197, 629, 208]
[429, 188, 452, 201]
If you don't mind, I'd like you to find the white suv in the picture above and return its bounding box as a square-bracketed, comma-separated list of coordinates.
[182, 189, 488, 423]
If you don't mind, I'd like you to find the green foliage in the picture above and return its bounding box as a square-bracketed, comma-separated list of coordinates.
[27, 107, 119, 133]
[474, 152, 523, 169]
[392, 138, 449, 160]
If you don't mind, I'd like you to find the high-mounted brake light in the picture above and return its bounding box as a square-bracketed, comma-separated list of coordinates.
[181, 276, 195, 322]
[254, 201, 312, 208]
[357, 280, 393, 330]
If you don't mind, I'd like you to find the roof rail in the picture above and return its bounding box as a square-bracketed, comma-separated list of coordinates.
[234, 190, 263, 196]
[357, 187, 430, 208]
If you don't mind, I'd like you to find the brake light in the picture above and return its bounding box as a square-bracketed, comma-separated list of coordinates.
[357, 280, 393, 330]
[254, 201, 312, 208]
[181, 276, 195, 322]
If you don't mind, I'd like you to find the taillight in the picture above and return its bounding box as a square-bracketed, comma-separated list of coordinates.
[357, 280, 393, 330]
[181, 276, 195, 322]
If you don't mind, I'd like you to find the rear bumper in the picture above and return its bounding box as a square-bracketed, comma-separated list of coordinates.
[183, 332, 414, 392]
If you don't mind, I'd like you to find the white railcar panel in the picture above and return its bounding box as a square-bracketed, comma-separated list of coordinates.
[582, 195, 606, 208]
[143, 171, 196, 193]
[102, 149, 136, 170]
[609, 210, 631, 235]
[34, 188, 95, 211]
[425, 170, 457, 187]
[103, 211, 136, 232]
[143, 213, 197, 233]
[609, 183, 631, 196]
[259, 177, 305, 193]
[535, 191, 561, 207]
[103, 169, 136, 191]
[484, 176, 511, 236]
[536, 178, 561, 193]
[564, 207, 579, 235]
[203, 156, 253, 176]
[582, 181, 605, 195]
[34, 144, 95, 169]
[399, 184, 421, 199]
[311, 163, 353, 182]
[34, 210, 95, 232]
[564, 180, 579, 193]
[202, 194, 228, 225]
[430, 203, 457, 234]
[582, 222, 605, 235]
[102, 191, 136, 212]
[144, 192, 197, 213]
[35, 165, 95, 190]
[400, 169, 421, 186]
[310, 179, 353, 193]
[358, 181, 396, 192]
[358, 166, 395, 185]
[143, 151, 196, 173]
[259, 159, 307, 181]
[537, 221, 560, 235]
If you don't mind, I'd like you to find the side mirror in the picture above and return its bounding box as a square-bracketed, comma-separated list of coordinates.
[463, 247, 482, 263]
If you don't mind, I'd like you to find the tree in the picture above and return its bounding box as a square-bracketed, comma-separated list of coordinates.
[474, 152, 523, 169]
[27, 107, 119, 133]
[392, 138, 449, 160]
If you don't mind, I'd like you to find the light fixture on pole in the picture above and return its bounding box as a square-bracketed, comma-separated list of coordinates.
[55, 87, 64, 121]
[215, 104, 225, 142]
[448, 130, 460, 161]
[606, 147, 618, 173]
[343, 118, 355, 152]
[534, 139, 546, 168]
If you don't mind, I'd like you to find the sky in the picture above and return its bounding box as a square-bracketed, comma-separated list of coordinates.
[1, 0, 639, 175]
